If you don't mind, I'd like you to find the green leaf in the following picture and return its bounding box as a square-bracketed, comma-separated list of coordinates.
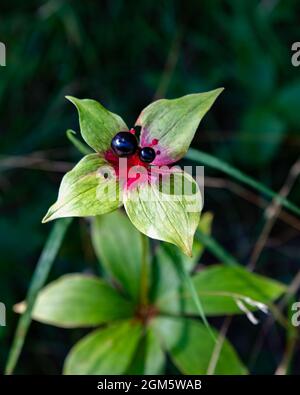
[126, 328, 165, 374]
[152, 212, 214, 301]
[157, 264, 286, 316]
[151, 317, 247, 374]
[124, 170, 201, 256]
[136, 88, 223, 165]
[42, 154, 121, 223]
[64, 320, 142, 375]
[166, 212, 213, 272]
[66, 96, 128, 153]
[25, 274, 134, 328]
[151, 247, 183, 304]
[5, 218, 72, 375]
[191, 265, 286, 315]
[91, 210, 143, 301]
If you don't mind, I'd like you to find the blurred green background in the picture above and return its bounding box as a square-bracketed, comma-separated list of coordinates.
[0, 0, 300, 374]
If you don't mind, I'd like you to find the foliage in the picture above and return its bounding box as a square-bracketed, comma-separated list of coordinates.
[16, 210, 285, 375]
[43, 91, 222, 255]
[1, 0, 300, 375]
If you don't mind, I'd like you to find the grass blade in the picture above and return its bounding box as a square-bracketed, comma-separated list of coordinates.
[66, 129, 93, 155]
[5, 218, 72, 375]
[186, 148, 300, 217]
[195, 229, 238, 266]
[178, 258, 216, 342]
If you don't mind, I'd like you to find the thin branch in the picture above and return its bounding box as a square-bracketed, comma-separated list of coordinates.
[207, 316, 232, 375]
[0, 154, 73, 173]
[205, 176, 300, 232]
[248, 158, 300, 270]
[203, 158, 300, 374]
[249, 270, 300, 371]
[275, 325, 298, 375]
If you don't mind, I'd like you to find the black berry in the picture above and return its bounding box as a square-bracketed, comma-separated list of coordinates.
[139, 147, 156, 163]
[111, 131, 138, 157]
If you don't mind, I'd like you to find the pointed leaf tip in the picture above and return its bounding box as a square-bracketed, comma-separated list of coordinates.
[65, 95, 73, 101]
[65, 95, 128, 152]
[41, 212, 52, 224]
[41, 154, 122, 223]
[30, 274, 135, 328]
[65, 95, 79, 106]
[124, 170, 201, 256]
[137, 88, 224, 165]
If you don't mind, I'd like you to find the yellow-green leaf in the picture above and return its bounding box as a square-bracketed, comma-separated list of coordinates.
[64, 320, 142, 375]
[30, 274, 134, 327]
[152, 317, 247, 375]
[91, 210, 144, 301]
[157, 264, 286, 316]
[42, 154, 121, 223]
[136, 89, 223, 165]
[124, 171, 202, 256]
[66, 96, 128, 153]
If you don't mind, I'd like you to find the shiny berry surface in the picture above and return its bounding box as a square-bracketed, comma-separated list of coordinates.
[139, 147, 156, 163]
[111, 131, 138, 157]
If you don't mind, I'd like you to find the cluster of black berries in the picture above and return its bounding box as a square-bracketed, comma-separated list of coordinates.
[111, 129, 156, 163]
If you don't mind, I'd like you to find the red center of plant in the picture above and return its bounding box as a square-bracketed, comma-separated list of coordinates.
[105, 149, 152, 187]
[106, 129, 162, 188]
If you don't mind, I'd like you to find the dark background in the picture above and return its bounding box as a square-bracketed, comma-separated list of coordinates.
[0, 0, 299, 374]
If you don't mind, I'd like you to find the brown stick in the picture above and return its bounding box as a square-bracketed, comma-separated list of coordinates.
[205, 158, 300, 374]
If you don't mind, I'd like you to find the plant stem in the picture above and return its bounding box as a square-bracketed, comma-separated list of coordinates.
[140, 233, 150, 307]
[178, 259, 216, 342]
[66, 129, 93, 155]
[5, 218, 72, 375]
